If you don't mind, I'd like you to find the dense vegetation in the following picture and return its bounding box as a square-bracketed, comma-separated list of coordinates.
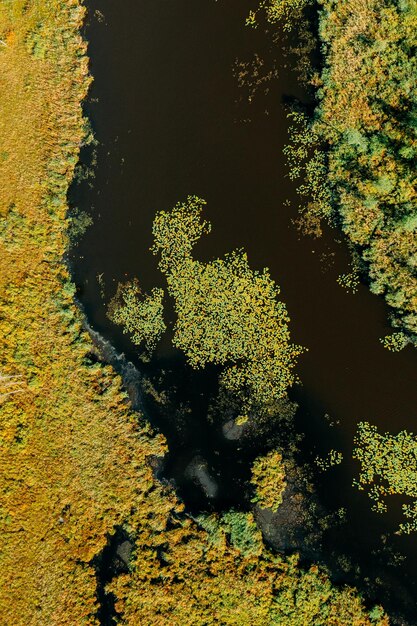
[0, 1, 164, 621]
[296, 0, 417, 525]
[109, 194, 387, 624]
[151, 196, 303, 410]
[285, 0, 417, 343]
[253, 0, 417, 529]
[108, 279, 166, 357]
[251, 450, 287, 512]
[0, 0, 393, 623]
[111, 518, 388, 625]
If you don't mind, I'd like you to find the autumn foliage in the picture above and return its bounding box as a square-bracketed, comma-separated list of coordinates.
[0, 1, 389, 624]
[287, 0, 417, 342]
[0, 1, 165, 622]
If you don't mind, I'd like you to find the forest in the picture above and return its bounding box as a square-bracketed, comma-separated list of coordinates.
[1, 0, 417, 624]
[288, 0, 417, 344]
[275, 0, 417, 530]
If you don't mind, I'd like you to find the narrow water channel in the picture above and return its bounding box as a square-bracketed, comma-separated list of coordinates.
[71, 1, 417, 622]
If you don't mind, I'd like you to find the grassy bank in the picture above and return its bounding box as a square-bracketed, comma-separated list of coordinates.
[0, 1, 388, 624]
[0, 1, 166, 622]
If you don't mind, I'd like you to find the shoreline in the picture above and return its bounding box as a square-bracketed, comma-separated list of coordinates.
[0, 2, 391, 624]
[0, 2, 165, 622]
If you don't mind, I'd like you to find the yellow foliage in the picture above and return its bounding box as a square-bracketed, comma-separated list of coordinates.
[0, 2, 165, 623]
[152, 197, 304, 409]
[0, 2, 389, 624]
[312, 0, 417, 336]
[251, 449, 287, 511]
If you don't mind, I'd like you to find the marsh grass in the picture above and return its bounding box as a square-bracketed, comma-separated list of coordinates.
[0, 2, 165, 622]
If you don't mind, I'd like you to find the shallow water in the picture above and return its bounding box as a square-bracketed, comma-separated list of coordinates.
[71, 1, 417, 621]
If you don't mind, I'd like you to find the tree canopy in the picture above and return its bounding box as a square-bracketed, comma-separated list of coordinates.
[287, 0, 417, 343]
[251, 449, 287, 512]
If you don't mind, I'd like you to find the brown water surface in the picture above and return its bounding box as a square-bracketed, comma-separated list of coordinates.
[71, 2, 417, 621]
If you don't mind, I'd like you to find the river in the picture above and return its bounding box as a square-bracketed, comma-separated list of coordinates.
[70, 1, 417, 622]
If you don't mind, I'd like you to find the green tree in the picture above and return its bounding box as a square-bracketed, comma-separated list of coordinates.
[286, 0, 417, 344]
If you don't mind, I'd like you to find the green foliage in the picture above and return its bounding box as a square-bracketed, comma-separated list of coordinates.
[268, 555, 383, 626]
[353, 422, 417, 533]
[151, 195, 210, 274]
[315, 449, 343, 472]
[284, 112, 333, 232]
[194, 512, 227, 548]
[151, 197, 303, 408]
[380, 331, 409, 352]
[251, 449, 287, 512]
[108, 279, 166, 355]
[67, 208, 92, 243]
[289, 0, 417, 342]
[111, 508, 388, 625]
[0, 2, 390, 625]
[222, 510, 263, 557]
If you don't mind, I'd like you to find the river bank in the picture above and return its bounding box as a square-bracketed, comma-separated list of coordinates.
[0, 1, 396, 624]
[0, 2, 165, 622]
[71, 1, 417, 621]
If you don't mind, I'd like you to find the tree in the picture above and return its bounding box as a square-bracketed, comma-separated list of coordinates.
[286, 0, 417, 344]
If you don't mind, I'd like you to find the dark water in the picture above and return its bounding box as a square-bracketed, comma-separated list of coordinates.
[71, 1, 417, 621]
